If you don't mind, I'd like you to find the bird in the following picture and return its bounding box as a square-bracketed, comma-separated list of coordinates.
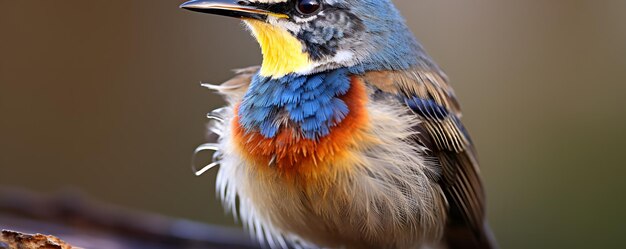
[181, 0, 498, 248]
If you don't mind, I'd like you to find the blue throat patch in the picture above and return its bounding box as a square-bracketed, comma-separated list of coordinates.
[238, 68, 352, 140]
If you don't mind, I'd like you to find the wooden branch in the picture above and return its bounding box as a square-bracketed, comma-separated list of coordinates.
[1, 230, 75, 249]
[0, 188, 260, 249]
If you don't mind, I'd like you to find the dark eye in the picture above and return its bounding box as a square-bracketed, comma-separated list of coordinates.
[296, 0, 322, 15]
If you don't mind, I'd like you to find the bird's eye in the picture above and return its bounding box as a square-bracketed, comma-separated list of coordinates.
[295, 0, 322, 15]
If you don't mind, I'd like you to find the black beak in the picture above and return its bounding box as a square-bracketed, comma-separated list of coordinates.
[180, 0, 288, 19]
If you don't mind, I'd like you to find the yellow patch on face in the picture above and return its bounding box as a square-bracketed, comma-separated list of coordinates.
[245, 19, 312, 78]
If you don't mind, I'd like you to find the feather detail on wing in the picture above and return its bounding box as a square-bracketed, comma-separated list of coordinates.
[363, 69, 498, 249]
[364, 70, 467, 153]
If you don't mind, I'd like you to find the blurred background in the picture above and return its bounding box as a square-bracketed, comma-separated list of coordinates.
[1, 0, 625, 248]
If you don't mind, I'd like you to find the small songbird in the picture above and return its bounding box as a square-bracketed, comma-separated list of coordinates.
[182, 0, 498, 248]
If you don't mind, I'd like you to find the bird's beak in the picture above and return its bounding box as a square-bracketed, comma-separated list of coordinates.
[180, 0, 288, 19]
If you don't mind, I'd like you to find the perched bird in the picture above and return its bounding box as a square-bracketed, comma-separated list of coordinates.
[182, 0, 498, 248]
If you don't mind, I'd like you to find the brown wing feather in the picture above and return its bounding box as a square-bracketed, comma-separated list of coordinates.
[364, 69, 498, 249]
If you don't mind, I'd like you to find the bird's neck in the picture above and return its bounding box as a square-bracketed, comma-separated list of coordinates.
[245, 19, 313, 78]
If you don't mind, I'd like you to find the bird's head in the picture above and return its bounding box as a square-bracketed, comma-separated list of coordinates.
[181, 0, 428, 78]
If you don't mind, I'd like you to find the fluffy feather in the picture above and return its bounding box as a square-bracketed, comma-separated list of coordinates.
[364, 68, 497, 248]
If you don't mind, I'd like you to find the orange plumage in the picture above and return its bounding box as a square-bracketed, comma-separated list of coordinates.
[232, 76, 371, 182]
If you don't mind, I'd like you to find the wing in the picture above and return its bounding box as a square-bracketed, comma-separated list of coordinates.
[363, 69, 498, 249]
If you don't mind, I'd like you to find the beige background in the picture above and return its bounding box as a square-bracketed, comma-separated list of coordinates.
[1, 1, 625, 248]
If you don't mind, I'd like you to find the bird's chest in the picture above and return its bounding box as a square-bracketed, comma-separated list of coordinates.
[231, 70, 372, 181]
[218, 79, 446, 248]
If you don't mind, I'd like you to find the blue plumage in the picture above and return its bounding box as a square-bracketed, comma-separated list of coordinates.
[239, 68, 352, 139]
[405, 97, 449, 120]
